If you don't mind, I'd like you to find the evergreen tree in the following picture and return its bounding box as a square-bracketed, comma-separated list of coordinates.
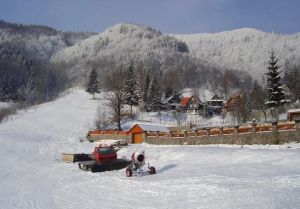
[165, 87, 173, 99]
[123, 61, 140, 115]
[291, 67, 300, 101]
[284, 63, 300, 101]
[21, 71, 37, 104]
[86, 68, 100, 99]
[1, 76, 18, 101]
[265, 50, 289, 108]
[143, 74, 151, 111]
[147, 77, 161, 111]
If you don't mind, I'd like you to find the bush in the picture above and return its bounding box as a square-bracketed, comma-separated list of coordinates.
[0, 106, 18, 122]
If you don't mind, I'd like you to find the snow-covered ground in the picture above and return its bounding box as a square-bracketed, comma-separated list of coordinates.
[0, 102, 14, 109]
[0, 90, 300, 209]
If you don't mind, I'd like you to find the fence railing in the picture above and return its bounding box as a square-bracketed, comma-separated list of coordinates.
[87, 121, 298, 139]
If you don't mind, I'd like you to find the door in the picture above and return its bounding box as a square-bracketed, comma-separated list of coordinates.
[132, 133, 143, 144]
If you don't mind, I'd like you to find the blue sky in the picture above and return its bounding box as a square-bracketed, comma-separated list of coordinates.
[0, 0, 299, 34]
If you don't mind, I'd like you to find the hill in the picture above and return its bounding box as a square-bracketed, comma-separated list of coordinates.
[1, 20, 300, 97]
[51, 23, 194, 81]
[174, 28, 300, 80]
[0, 20, 94, 61]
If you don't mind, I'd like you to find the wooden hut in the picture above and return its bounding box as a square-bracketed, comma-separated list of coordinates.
[128, 124, 170, 144]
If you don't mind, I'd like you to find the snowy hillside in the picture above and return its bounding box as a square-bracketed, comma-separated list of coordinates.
[52, 23, 187, 62]
[0, 20, 93, 60]
[174, 28, 300, 80]
[51, 23, 190, 79]
[1, 89, 300, 209]
[2, 20, 300, 81]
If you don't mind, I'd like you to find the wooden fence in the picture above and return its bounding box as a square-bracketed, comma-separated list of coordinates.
[87, 121, 298, 141]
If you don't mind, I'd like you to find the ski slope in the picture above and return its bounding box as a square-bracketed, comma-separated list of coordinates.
[0, 90, 300, 209]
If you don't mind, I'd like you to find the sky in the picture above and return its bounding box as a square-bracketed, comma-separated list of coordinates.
[0, 0, 299, 34]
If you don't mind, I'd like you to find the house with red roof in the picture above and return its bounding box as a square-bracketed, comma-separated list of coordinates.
[180, 96, 203, 115]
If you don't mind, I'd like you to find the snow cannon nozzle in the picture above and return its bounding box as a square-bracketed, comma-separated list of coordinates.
[137, 154, 144, 163]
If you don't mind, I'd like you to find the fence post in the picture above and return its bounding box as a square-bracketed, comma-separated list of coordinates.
[234, 125, 239, 135]
[156, 131, 160, 140]
[272, 121, 278, 132]
[194, 130, 198, 137]
[295, 120, 300, 142]
[272, 121, 279, 144]
[143, 132, 147, 143]
[205, 128, 210, 137]
[252, 122, 257, 134]
[219, 127, 223, 135]
[184, 130, 188, 139]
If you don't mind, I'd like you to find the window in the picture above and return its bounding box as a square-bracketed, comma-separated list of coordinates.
[98, 147, 115, 155]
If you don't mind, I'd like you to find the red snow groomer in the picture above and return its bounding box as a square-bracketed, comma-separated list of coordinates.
[77, 145, 131, 172]
[125, 151, 156, 177]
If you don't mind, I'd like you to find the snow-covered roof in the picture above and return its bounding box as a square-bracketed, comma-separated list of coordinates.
[133, 124, 170, 132]
[287, 109, 300, 113]
[209, 99, 223, 102]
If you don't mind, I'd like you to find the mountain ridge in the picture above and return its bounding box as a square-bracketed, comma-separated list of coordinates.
[1, 19, 300, 82]
[173, 28, 300, 80]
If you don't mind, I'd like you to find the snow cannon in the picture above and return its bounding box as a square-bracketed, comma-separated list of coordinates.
[126, 150, 156, 177]
[131, 151, 145, 165]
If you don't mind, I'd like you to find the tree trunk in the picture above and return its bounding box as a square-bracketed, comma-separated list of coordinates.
[263, 110, 267, 122]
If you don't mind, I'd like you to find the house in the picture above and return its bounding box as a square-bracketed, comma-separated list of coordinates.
[128, 124, 170, 144]
[223, 93, 245, 112]
[206, 94, 224, 116]
[207, 94, 224, 107]
[180, 96, 203, 115]
[161, 93, 182, 111]
[287, 109, 300, 121]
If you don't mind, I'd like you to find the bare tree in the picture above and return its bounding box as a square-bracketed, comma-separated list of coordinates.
[95, 109, 108, 130]
[226, 92, 249, 124]
[250, 80, 267, 121]
[104, 68, 126, 130]
[172, 110, 187, 126]
[222, 69, 238, 100]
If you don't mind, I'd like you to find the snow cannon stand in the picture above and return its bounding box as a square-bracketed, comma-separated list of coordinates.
[126, 151, 156, 177]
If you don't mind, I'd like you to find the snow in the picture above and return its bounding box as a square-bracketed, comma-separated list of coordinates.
[174, 29, 300, 81]
[132, 111, 233, 128]
[0, 102, 13, 109]
[288, 109, 300, 113]
[51, 23, 183, 79]
[1, 89, 300, 209]
[180, 88, 217, 102]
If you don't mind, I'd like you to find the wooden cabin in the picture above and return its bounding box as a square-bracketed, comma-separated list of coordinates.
[287, 109, 300, 121]
[223, 93, 245, 112]
[180, 96, 203, 115]
[127, 124, 170, 144]
[207, 94, 224, 107]
[161, 94, 182, 111]
[206, 94, 224, 116]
